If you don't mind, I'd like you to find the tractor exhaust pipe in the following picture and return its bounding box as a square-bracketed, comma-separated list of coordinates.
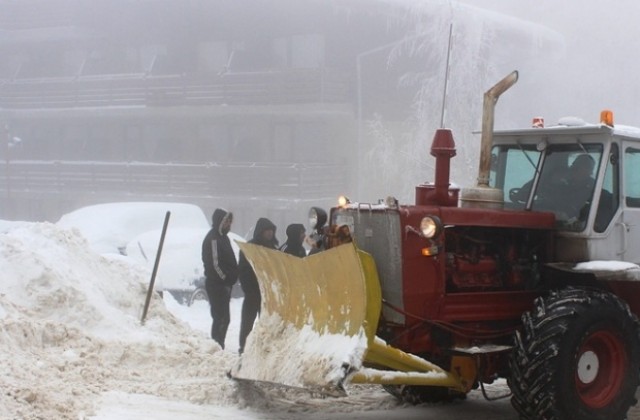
[478, 70, 518, 187]
[460, 71, 518, 208]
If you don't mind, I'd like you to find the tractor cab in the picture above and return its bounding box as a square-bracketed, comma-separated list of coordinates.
[490, 119, 640, 265]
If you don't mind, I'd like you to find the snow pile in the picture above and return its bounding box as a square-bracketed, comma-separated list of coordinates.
[0, 222, 237, 419]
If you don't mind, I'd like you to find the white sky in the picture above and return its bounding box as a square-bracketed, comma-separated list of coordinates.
[457, 0, 640, 127]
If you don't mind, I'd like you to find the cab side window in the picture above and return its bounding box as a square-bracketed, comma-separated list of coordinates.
[624, 147, 640, 207]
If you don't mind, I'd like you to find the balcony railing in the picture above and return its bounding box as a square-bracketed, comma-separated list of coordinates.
[0, 160, 349, 200]
[0, 69, 352, 109]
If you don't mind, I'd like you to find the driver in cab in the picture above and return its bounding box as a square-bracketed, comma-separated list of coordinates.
[512, 154, 596, 227]
[544, 154, 596, 224]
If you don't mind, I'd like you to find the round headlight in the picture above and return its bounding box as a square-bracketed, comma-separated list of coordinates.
[337, 195, 350, 207]
[309, 207, 327, 230]
[420, 216, 443, 239]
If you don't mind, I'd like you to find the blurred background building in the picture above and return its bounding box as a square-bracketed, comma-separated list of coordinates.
[0, 0, 561, 237]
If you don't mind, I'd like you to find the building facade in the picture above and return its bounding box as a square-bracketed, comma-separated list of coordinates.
[0, 0, 561, 237]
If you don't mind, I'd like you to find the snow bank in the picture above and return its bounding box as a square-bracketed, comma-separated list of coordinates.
[0, 223, 237, 419]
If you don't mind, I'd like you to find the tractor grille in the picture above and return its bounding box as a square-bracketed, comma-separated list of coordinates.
[333, 208, 405, 324]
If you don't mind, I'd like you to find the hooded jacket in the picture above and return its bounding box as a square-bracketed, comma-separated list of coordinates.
[279, 223, 306, 258]
[238, 217, 278, 292]
[202, 208, 238, 287]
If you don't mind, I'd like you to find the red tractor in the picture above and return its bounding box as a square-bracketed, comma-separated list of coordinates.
[232, 71, 640, 420]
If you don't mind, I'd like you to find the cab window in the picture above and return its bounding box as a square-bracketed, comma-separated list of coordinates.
[624, 147, 640, 207]
[490, 145, 540, 209]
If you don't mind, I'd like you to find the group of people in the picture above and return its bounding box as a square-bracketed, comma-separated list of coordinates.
[200, 208, 308, 352]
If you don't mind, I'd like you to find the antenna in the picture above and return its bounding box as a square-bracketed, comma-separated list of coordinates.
[439, 23, 454, 128]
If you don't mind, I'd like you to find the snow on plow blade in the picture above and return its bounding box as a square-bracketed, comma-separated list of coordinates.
[230, 242, 465, 394]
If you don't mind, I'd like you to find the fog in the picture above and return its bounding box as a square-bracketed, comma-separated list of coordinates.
[459, 0, 640, 126]
[1, 0, 639, 234]
[365, 0, 640, 199]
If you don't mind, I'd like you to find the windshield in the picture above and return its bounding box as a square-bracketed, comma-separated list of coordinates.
[491, 143, 603, 231]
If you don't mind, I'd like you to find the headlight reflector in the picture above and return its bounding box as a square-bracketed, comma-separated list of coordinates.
[420, 216, 443, 239]
[308, 207, 327, 230]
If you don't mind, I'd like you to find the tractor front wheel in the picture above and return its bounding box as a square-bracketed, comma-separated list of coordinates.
[509, 288, 640, 420]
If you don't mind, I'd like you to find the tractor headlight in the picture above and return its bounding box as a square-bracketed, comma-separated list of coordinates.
[337, 195, 351, 207]
[420, 216, 443, 239]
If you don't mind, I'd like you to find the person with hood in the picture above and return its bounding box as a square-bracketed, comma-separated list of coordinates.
[238, 217, 278, 354]
[201, 208, 237, 349]
[279, 223, 306, 258]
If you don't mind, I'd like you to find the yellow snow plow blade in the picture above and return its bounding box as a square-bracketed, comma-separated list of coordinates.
[230, 242, 466, 393]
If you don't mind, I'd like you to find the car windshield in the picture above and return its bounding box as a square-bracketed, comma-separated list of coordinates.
[491, 143, 603, 231]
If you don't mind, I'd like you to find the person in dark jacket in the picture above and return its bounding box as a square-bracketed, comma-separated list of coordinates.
[238, 217, 278, 354]
[279, 223, 306, 258]
[307, 225, 328, 255]
[201, 208, 238, 349]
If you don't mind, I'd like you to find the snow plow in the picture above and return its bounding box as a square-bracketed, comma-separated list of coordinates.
[231, 242, 470, 394]
[232, 71, 640, 420]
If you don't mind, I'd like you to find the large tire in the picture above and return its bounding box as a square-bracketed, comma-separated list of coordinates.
[509, 288, 640, 420]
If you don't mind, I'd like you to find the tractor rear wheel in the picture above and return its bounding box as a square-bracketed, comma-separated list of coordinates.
[509, 288, 640, 420]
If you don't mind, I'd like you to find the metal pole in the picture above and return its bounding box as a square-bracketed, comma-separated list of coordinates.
[141, 210, 171, 325]
[356, 57, 363, 198]
[439, 24, 454, 129]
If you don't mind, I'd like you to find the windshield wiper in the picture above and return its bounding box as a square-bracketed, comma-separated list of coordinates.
[516, 140, 538, 171]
